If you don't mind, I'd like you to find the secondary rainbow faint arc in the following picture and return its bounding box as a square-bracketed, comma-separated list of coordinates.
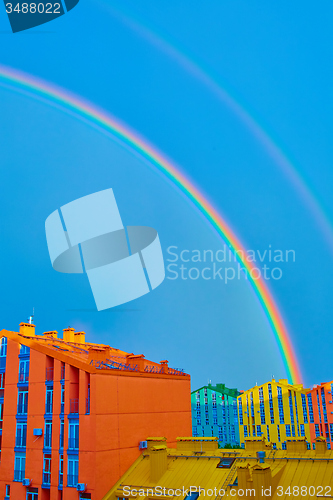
[0, 64, 302, 384]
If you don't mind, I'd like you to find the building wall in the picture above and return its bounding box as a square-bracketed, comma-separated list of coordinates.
[307, 381, 333, 447]
[0, 334, 192, 500]
[237, 378, 311, 449]
[191, 384, 240, 446]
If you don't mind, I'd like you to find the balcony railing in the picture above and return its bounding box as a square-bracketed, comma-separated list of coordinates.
[44, 436, 52, 449]
[43, 472, 51, 485]
[69, 399, 79, 414]
[14, 470, 24, 481]
[17, 403, 28, 414]
[45, 367, 54, 382]
[15, 436, 26, 448]
[45, 403, 53, 414]
[67, 474, 78, 487]
[18, 372, 29, 383]
[68, 437, 79, 450]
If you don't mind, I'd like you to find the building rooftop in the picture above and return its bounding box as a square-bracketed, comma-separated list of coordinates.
[192, 382, 240, 398]
[0, 322, 189, 379]
[102, 436, 333, 500]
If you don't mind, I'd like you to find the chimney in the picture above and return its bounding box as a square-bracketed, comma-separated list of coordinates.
[252, 463, 272, 499]
[74, 331, 85, 344]
[19, 322, 35, 337]
[87, 346, 111, 363]
[146, 437, 167, 451]
[314, 437, 327, 454]
[63, 327, 75, 343]
[237, 464, 252, 490]
[43, 331, 58, 339]
[150, 445, 167, 483]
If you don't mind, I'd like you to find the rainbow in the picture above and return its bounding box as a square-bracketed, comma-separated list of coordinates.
[102, 3, 333, 254]
[0, 64, 302, 384]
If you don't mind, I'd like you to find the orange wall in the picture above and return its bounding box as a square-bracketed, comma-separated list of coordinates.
[0, 336, 191, 500]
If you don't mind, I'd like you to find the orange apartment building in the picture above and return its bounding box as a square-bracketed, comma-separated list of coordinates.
[307, 381, 333, 447]
[0, 322, 191, 500]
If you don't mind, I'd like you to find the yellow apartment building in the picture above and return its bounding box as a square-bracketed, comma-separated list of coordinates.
[237, 378, 311, 449]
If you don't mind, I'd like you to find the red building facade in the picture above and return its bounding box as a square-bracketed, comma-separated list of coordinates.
[0, 323, 191, 500]
[307, 381, 333, 448]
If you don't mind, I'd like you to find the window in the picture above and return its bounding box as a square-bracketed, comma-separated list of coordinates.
[267, 425, 270, 442]
[317, 391, 322, 424]
[67, 457, 79, 487]
[59, 454, 64, 486]
[45, 386, 53, 414]
[26, 489, 38, 500]
[15, 423, 27, 448]
[86, 383, 90, 414]
[256, 425, 262, 436]
[0, 373, 5, 389]
[277, 425, 280, 442]
[44, 421, 52, 449]
[43, 454, 51, 485]
[330, 424, 333, 441]
[0, 337, 7, 357]
[17, 390, 28, 414]
[292, 425, 295, 437]
[5, 485, 10, 498]
[282, 442, 286, 450]
[14, 452, 25, 481]
[60, 419, 64, 449]
[321, 388, 328, 424]
[19, 344, 29, 356]
[217, 457, 235, 468]
[61, 385, 65, 414]
[68, 421, 79, 450]
[213, 418, 218, 425]
[244, 426, 248, 437]
[277, 387, 284, 424]
[238, 399, 243, 425]
[250, 392, 254, 418]
[259, 387, 265, 425]
[18, 359, 29, 384]
[286, 424, 291, 437]
[315, 424, 320, 437]
[289, 391, 295, 424]
[301, 394, 308, 424]
[300, 424, 305, 437]
[307, 393, 314, 423]
[268, 384, 274, 424]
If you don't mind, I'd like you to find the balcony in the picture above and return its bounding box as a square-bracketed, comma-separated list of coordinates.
[45, 368, 54, 383]
[68, 437, 79, 450]
[18, 372, 29, 384]
[14, 470, 24, 481]
[42, 472, 51, 485]
[67, 474, 78, 487]
[17, 403, 28, 415]
[69, 399, 79, 414]
[45, 402, 53, 415]
[15, 436, 26, 448]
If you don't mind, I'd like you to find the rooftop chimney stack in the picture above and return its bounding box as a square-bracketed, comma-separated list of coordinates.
[19, 322, 36, 337]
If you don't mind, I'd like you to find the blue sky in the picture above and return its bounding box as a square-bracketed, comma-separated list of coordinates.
[0, 0, 332, 390]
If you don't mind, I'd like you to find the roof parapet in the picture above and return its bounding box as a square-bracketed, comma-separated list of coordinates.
[42, 331, 58, 339]
[176, 436, 218, 452]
